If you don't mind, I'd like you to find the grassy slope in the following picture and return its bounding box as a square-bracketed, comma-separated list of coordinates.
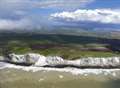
[0, 33, 120, 59]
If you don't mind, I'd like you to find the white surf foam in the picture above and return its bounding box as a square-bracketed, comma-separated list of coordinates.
[0, 62, 120, 76]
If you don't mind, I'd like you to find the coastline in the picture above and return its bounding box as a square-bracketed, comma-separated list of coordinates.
[0, 62, 120, 76]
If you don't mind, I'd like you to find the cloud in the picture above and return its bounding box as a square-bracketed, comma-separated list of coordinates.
[0, 0, 94, 17]
[0, 0, 94, 30]
[0, 0, 35, 17]
[0, 0, 39, 30]
[0, 18, 33, 30]
[0, 0, 94, 10]
[36, 0, 94, 9]
[51, 9, 120, 24]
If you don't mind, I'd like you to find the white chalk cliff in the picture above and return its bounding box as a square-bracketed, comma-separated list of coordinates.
[2, 53, 120, 68]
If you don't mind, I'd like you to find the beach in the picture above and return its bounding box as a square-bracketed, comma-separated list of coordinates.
[0, 62, 120, 88]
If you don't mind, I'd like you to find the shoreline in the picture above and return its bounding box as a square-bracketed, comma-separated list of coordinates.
[0, 62, 120, 76]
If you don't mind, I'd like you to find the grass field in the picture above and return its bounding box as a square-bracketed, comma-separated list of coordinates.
[0, 33, 120, 59]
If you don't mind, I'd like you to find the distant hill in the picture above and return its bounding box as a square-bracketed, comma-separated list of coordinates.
[0, 28, 120, 39]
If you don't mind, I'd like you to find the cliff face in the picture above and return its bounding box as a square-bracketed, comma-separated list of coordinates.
[2, 53, 120, 68]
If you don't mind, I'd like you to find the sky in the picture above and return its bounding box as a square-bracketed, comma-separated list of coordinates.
[0, 0, 120, 31]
